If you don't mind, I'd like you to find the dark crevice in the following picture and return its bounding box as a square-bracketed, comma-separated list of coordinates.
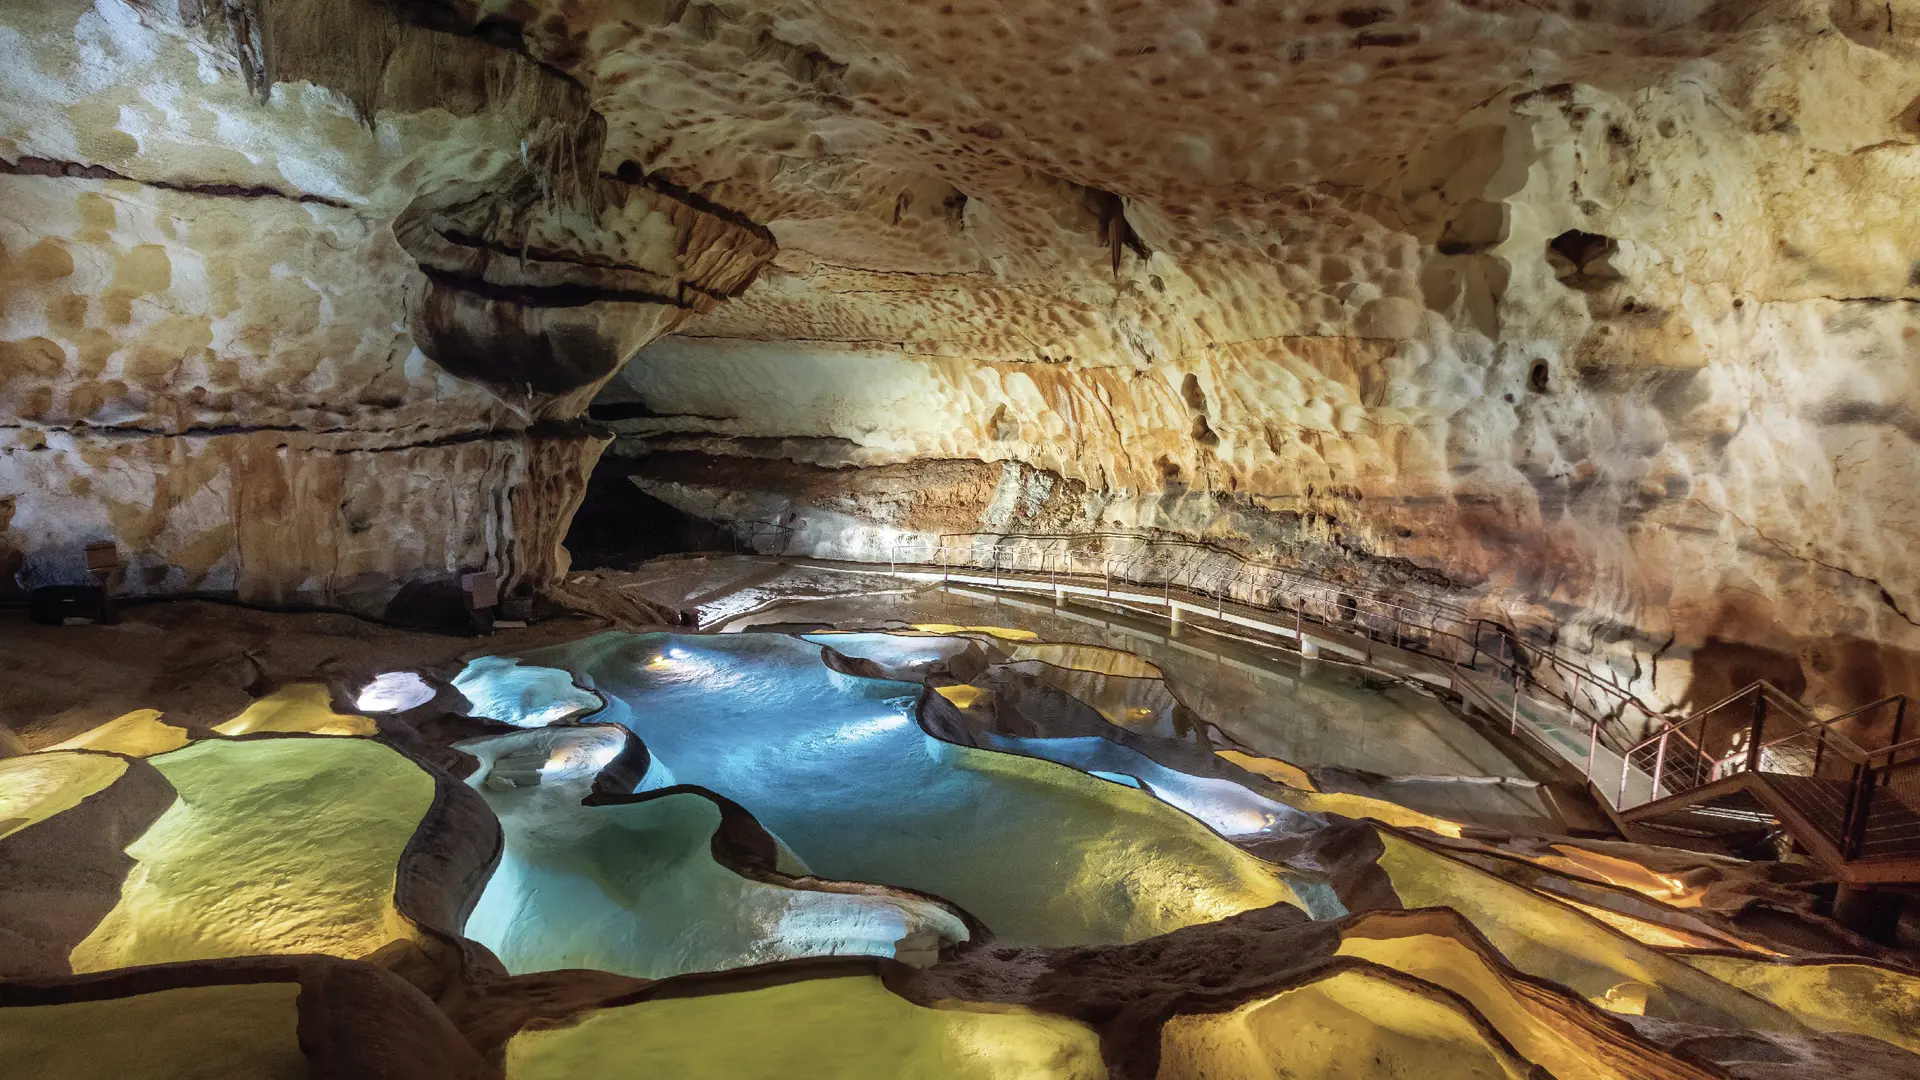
[611, 161, 778, 246]
[0, 421, 599, 456]
[431, 230, 757, 307]
[417, 264, 695, 311]
[1086, 187, 1152, 278]
[1546, 229, 1622, 291]
[437, 229, 675, 278]
[388, 1, 592, 91]
[564, 456, 729, 569]
[585, 401, 663, 422]
[1880, 587, 1920, 628]
[590, 404, 740, 425]
[1, 421, 315, 439]
[0, 155, 354, 209]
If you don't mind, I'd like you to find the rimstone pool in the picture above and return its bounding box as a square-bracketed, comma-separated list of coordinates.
[4, 583, 1919, 1080]
[456, 631, 1321, 955]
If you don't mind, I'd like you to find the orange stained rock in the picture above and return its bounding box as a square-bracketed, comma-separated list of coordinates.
[1295, 789, 1464, 838]
[46, 709, 191, 758]
[1336, 909, 1723, 1080]
[934, 684, 989, 709]
[0, 751, 129, 842]
[213, 684, 377, 737]
[1215, 748, 1316, 792]
[1158, 964, 1537, 1080]
[1372, 832, 1805, 1032]
[912, 624, 1042, 642]
[1534, 844, 1704, 909]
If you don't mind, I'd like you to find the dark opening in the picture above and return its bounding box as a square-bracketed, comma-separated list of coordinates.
[1546, 229, 1623, 291]
[1529, 360, 1550, 393]
[564, 457, 729, 570]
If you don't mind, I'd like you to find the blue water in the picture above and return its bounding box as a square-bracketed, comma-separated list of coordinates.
[459, 723, 971, 979]
[503, 631, 1304, 946]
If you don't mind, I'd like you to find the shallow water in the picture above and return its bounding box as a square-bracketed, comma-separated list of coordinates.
[509, 631, 1306, 946]
[460, 724, 972, 978]
[732, 585, 1529, 782]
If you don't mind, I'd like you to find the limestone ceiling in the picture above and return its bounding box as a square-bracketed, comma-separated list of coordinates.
[392, 0, 1920, 367]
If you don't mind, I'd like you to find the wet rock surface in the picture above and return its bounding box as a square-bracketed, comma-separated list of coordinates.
[7, 0, 1920, 1072]
[3, 586, 1916, 1078]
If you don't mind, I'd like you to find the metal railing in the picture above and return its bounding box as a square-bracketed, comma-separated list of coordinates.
[725, 519, 795, 554]
[728, 523, 1920, 865]
[871, 530, 1667, 775]
[1620, 683, 1918, 861]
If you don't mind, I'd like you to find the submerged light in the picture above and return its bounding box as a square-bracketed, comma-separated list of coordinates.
[541, 737, 625, 780]
[833, 714, 913, 741]
[353, 671, 436, 713]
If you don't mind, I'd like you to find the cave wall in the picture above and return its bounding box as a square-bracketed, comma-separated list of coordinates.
[5, 0, 1919, 713]
[0, 0, 772, 611]
[579, 0, 1920, 715]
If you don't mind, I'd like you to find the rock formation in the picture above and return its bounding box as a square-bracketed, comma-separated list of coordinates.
[5, 0, 1920, 716]
[6, 618, 1919, 1077]
[0, 0, 772, 614]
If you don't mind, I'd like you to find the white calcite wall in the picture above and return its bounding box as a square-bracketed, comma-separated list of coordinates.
[0, 0, 772, 611]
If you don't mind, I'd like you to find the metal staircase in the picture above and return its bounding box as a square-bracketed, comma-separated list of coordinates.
[1610, 681, 1920, 883]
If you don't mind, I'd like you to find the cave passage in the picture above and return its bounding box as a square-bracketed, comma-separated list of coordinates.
[7, 0, 1920, 1076]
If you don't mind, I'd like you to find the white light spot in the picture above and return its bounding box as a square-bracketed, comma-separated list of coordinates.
[833, 714, 912, 742]
[354, 671, 435, 713]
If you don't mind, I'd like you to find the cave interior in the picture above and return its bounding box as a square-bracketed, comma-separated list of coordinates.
[4, 1, 1920, 1077]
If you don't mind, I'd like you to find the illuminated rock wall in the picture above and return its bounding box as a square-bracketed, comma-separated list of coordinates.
[5, 0, 1919, 709]
[568, 0, 1920, 714]
[0, 0, 773, 611]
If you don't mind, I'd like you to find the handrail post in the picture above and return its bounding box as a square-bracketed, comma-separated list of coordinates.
[1509, 667, 1522, 735]
[1888, 699, 1908, 788]
[1844, 763, 1872, 858]
[1617, 743, 1632, 807]
[1585, 718, 1599, 781]
[1744, 689, 1766, 774]
[1651, 727, 1671, 798]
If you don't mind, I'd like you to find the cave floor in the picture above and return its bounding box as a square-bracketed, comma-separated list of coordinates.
[0, 600, 610, 751]
[6, 564, 1920, 1078]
